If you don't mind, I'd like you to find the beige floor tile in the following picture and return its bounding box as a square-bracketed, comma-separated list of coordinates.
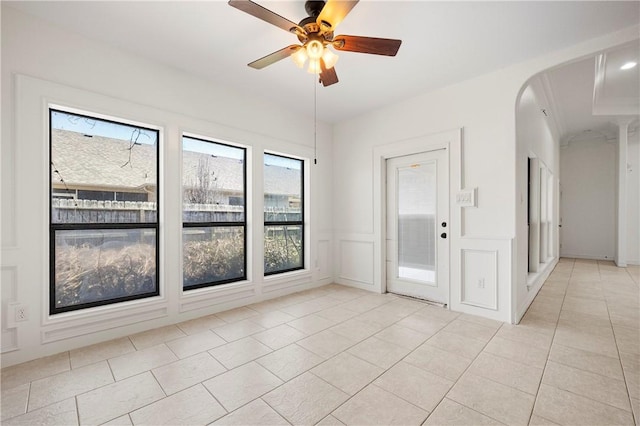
[329, 318, 382, 342]
[214, 318, 266, 342]
[415, 305, 461, 323]
[311, 352, 384, 395]
[203, 362, 282, 411]
[557, 316, 615, 338]
[315, 306, 359, 323]
[252, 324, 307, 350]
[211, 398, 289, 425]
[549, 343, 625, 380]
[2, 398, 78, 426]
[457, 313, 504, 330]
[176, 314, 226, 335]
[496, 324, 553, 349]
[130, 384, 226, 425]
[404, 343, 472, 381]
[249, 310, 297, 328]
[374, 361, 453, 412]
[620, 351, 640, 400]
[28, 360, 114, 411]
[338, 294, 393, 313]
[215, 306, 259, 323]
[0, 352, 70, 390]
[108, 343, 178, 380]
[423, 398, 504, 425]
[542, 360, 632, 411]
[533, 383, 634, 425]
[562, 295, 610, 318]
[165, 330, 226, 359]
[396, 313, 449, 335]
[425, 330, 487, 360]
[347, 336, 411, 369]
[374, 324, 431, 350]
[553, 326, 619, 358]
[516, 315, 557, 336]
[528, 414, 560, 425]
[0, 383, 29, 421]
[128, 325, 186, 350]
[333, 384, 428, 426]
[614, 325, 640, 355]
[466, 352, 543, 395]
[209, 337, 272, 369]
[298, 329, 357, 359]
[257, 343, 324, 381]
[70, 337, 135, 369]
[559, 309, 613, 328]
[263, 372, 349, 425]
[77, 372, 165, 425]
[152, 351, 226, 395]
[443, 319, 498, 343]
[447, 373, 534, 426]
[354, 308, 404, 328]
[287, 314, 336, 334]
[316, 414, 346, 425]
[483, 336, 549, 369]
[101, 414, 133, 425]
[631, 398, 639, 426]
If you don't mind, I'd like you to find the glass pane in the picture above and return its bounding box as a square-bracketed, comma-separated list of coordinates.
[397, 162, 436, 282]
[182, 137, 245, 223]
[183, 226, 245, 288]
[54, 228, 157, 309]
[264, 225, 302, 274]
[51, 110, 158, 224]
[264, 154, 302, 222]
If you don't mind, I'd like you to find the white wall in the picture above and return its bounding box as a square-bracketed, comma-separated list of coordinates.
[1, 6, 334, 367]
[560, 137, 616, 260]
[514, 76, 560, 321]
[627, 132, 640, 265]
[332, 26, 639, 323]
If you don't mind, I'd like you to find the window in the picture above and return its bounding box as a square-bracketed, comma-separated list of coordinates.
[50, 109, 159, 314]
[182, 136, 246, 289]
[264, 153, 304, 275]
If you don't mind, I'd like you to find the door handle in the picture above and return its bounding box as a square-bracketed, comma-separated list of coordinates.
[441, 232, 447, 239]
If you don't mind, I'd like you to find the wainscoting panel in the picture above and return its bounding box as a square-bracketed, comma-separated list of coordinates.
[461, 249, 498, 310]
[317, 239, 332, 281]
[337, 239, 375, 287]
[1, 266, 19, 353]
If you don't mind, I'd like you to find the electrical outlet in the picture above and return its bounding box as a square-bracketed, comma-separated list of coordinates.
[477, 278, 485, 289]
[14, 305, 28, 322]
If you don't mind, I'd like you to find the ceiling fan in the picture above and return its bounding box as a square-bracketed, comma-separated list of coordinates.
[228, 0, 402, 87]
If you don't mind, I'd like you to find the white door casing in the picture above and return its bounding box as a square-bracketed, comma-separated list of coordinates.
[386, 149, 449, 304]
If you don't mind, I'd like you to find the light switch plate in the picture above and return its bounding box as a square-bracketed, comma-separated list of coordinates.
[456, 188, 476, 207]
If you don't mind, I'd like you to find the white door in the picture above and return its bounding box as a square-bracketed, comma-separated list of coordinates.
[386, 149, 449, 304]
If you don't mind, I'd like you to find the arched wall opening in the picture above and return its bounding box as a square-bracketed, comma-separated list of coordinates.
[513, 39, 639, 323]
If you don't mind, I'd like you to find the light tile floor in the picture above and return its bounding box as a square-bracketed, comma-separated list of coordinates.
[1, 259, 638, 425]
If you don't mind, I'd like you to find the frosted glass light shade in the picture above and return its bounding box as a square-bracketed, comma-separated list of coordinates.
[306, 40, 324, 60]
[307, 59, 321, 74]
[291, 47, 307, 68]
[322, 48, 339, 69]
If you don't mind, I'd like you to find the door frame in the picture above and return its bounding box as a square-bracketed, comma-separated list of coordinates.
[372, 128, 463, 299]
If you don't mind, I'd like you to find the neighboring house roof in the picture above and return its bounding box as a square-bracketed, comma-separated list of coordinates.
[51, 129, 302, 196]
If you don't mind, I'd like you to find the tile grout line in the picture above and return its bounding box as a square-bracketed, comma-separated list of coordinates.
[526, 257, 572, 425]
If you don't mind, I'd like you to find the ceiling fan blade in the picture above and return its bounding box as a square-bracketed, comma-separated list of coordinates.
[319, 60, 339, 87]
[248, 45, 301, 69]
[229, 0, 302, 34]
[316, 0, 359, 32]
[333, 35, 402, 56]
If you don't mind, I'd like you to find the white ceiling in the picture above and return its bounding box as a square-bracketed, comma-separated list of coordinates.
[544, 41, 640, 143]
[6, 1, 640, 124]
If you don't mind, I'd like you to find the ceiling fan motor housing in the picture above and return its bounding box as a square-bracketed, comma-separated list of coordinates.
[305, 0, 325, 18]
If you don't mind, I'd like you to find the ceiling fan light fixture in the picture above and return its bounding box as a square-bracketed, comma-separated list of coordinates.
[307, 58, 321, 74]
[291, 47, 308, 68]
[322, 47, 339, 69]
[306, 39, 324, 60]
